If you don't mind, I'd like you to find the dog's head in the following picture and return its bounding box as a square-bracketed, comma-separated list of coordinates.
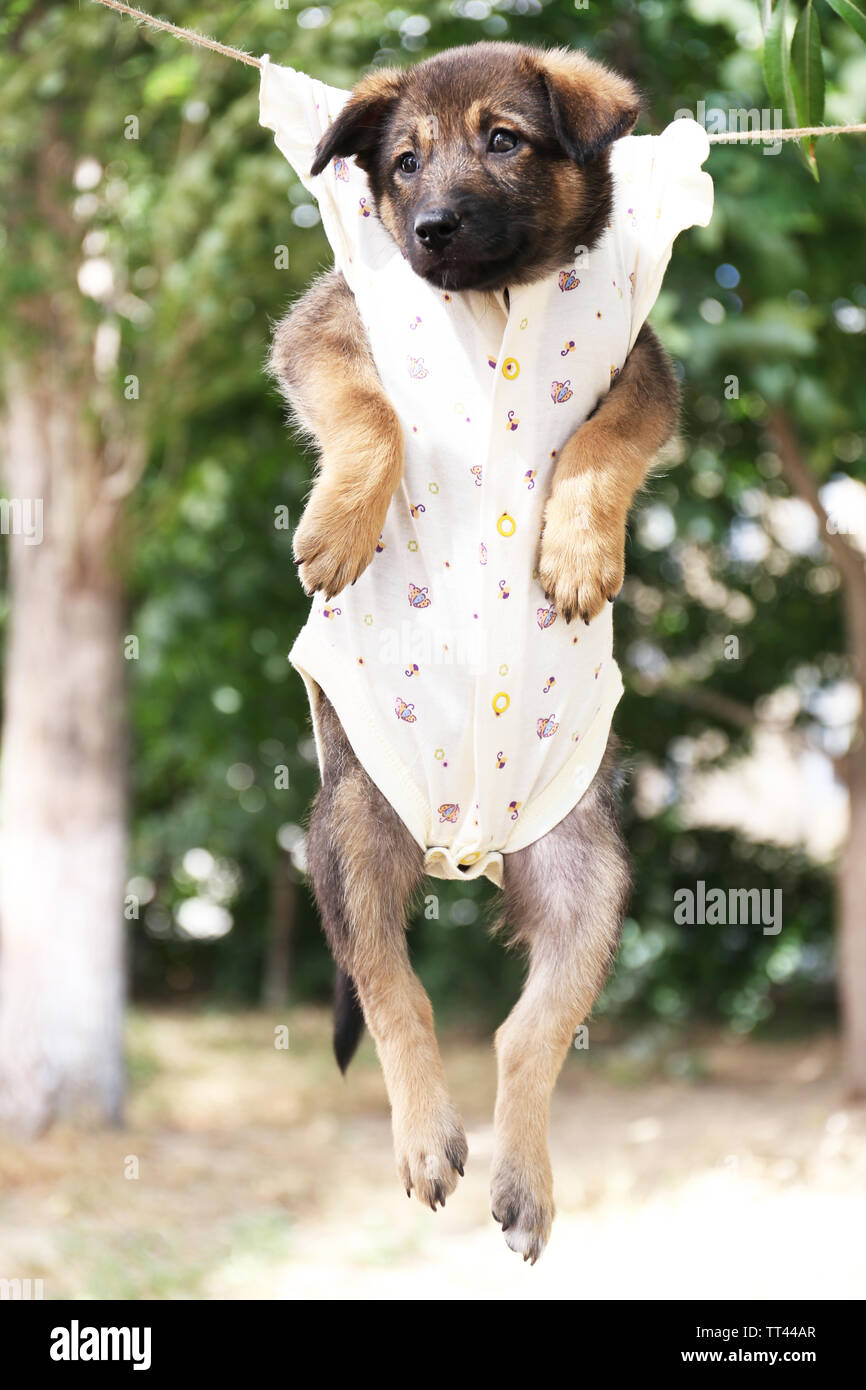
[310, 42, 640, 292]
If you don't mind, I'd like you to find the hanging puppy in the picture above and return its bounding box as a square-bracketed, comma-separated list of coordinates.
[264, 40, 713, 1262]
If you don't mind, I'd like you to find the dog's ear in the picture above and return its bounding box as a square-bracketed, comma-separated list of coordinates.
[310, 68, 407, 177]
[535, 48, 640, 167]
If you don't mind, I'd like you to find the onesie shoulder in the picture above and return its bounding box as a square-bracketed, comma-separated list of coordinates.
[258, 56, 375, 287]
[259, 56, 351, 179]
[610, 117, 714, 350]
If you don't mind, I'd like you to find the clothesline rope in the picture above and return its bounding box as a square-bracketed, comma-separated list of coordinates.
[707, 123, 866, 141]
[89, 0, 866, 143]
[90, 0, 263, 69]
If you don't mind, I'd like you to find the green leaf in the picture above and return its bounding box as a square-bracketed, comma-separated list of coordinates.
[791, 2, 825, 127]
[790, 0, 824, 179]
[800, 140, 821, 180]
[762, 0, 797, 127]
[762, 2, 821, 181]
[758, 0, 773, 35]
[825, 0, 866, 45]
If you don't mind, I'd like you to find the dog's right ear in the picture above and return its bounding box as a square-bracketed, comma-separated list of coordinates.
[534, 48, 640, 167]
[310, 69, 407, 177]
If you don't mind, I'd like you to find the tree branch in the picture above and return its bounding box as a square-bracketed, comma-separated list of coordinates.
[768, 407, 866, 592]
[657, 684, 763, 729]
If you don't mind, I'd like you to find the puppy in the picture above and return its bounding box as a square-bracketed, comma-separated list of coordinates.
[269, 41, 680, 1262]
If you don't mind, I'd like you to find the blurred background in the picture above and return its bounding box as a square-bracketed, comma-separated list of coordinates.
[0, 0, 865, 1299]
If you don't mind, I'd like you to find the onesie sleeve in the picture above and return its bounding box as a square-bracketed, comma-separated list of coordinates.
[258, 54, 367, 288]
[611, 117, 714, 351]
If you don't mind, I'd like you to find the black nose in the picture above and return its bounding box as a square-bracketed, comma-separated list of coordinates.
[414, 207, 461, 252]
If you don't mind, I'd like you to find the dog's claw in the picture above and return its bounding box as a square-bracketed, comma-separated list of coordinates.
[398, 1112, 467, 1212]
[491, 1161, 553, 1263]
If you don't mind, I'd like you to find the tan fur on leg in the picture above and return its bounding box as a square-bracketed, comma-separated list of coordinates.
[491, 940, 611, 1260]
[307, 691, 468, 1209]
[538, 321, 679, 623]
[333, 772, 468, 1208]
[491, 747, 631, 1260]
[269, 271, 404, 599]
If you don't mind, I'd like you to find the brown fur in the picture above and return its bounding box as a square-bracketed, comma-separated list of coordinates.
[538, 321, 680, 622]
[307, 691, 468, 1209]
[271, 41, 677, 1259]
[492, 740, 631, 1260]
[309, 43, 640, 292]
[268, 271, 404, 598]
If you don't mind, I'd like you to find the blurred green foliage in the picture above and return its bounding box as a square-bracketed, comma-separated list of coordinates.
[2, 0, 864, 1033]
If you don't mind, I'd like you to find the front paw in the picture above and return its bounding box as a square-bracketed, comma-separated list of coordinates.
[490, 1149, 554, 1264]
[538, 480, 625, 624]
[293, 483, 385, 599]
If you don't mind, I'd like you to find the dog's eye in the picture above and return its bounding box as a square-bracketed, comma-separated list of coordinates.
[488, 128, 519, 154]
[398, 152, 419, 174]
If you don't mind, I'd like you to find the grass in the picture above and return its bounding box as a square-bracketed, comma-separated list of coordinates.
[0, 1007, 864, 1299]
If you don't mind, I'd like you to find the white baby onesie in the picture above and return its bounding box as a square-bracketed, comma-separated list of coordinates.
[259, 55, 714, 887]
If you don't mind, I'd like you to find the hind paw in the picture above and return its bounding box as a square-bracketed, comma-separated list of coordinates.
[491, 1153, 554, 1263]
[395, 1106, 468, 1211]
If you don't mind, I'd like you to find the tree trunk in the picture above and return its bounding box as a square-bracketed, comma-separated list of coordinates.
[840, 767, 866, 1096]
[0, 365, 127, 1136]
[770, 409, 866, 1097]
[839, 583, 866, 1098]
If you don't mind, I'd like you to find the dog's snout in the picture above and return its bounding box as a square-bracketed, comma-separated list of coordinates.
[414, 207, 462, 252]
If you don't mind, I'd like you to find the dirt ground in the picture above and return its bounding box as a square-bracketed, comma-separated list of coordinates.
[0, 1008, 864, 1300]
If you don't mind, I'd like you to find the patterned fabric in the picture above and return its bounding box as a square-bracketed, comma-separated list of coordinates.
[259, 56, 714, 886]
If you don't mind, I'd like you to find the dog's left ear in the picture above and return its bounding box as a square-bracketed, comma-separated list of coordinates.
[535, 48, 640, 167]
[310, 68, 407, 177]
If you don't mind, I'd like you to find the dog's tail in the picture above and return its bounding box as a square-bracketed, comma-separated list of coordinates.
[333, 967, 365, 1074]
